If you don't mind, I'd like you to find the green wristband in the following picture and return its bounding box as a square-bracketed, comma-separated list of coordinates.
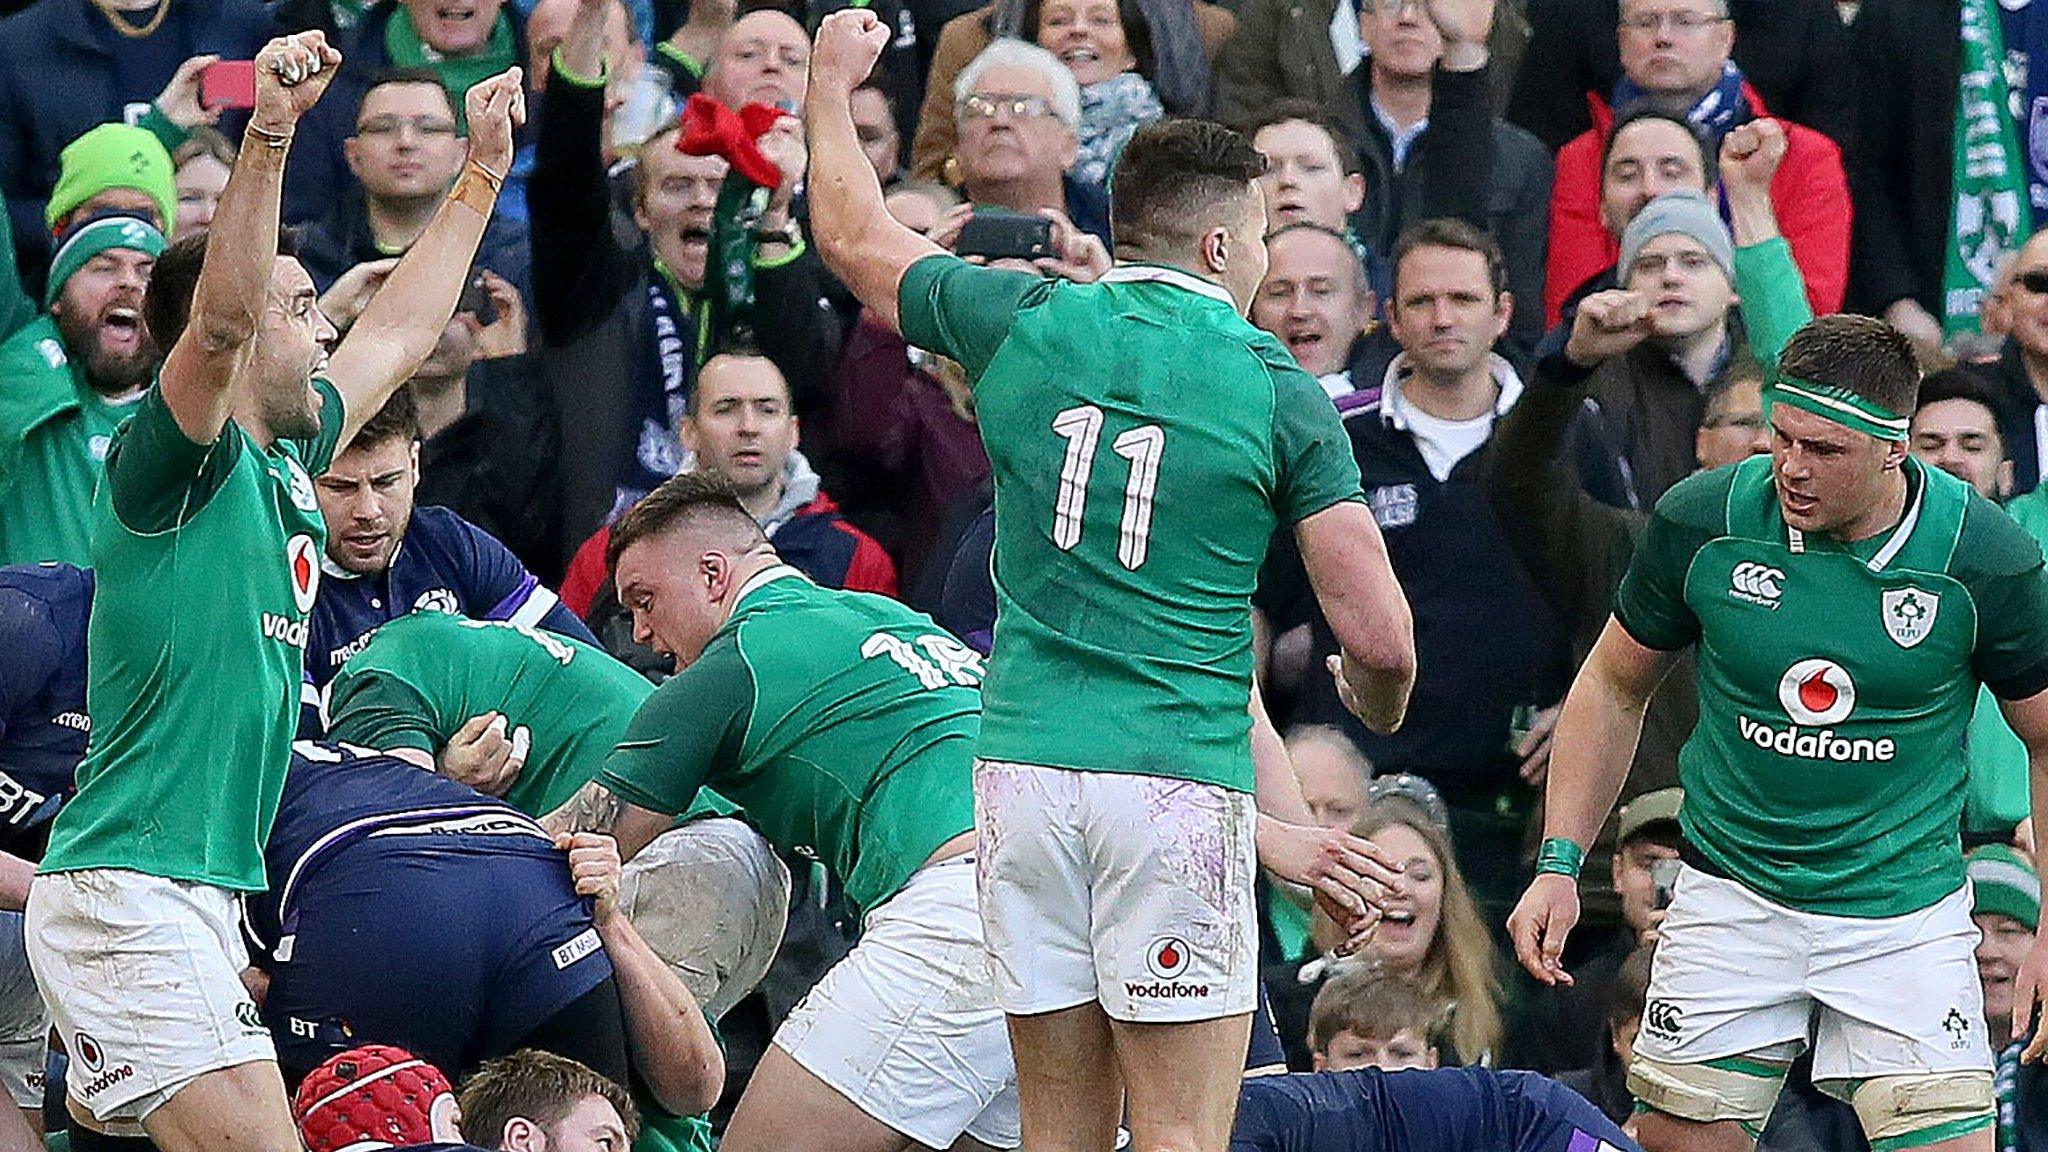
[1535, 837, 1584, 879]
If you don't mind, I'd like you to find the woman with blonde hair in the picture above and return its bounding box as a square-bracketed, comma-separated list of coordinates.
[1291, 791, 1503, 1065]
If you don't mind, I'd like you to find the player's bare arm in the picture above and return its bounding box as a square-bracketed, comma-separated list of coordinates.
[1507, 617, 1678, 987]
[1997, 687, 2048, 1060]
[1296, 501, 1416, 734]
[542, 781, 670, 860]
[324, 69, 526, 452]
[558, 831, 726, 1114]
[802, 9, 946, 332]
[1249, 686, 1399, 953]
[158, 33, 340, 444]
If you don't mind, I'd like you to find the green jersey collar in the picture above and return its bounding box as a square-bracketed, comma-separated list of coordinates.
[1099, 263, 1236, 308]
[1784, 457, 1927, 573]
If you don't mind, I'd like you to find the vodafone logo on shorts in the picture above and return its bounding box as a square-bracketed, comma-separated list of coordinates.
[72, 1032, 133, 1100]
[1778, 658, 1855, 725]
[286, 534, 320, 614]
[1146, 936, 1191, 980]
[75, 1033, 103, 1073]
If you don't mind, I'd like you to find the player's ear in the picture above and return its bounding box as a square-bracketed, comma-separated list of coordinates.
[500, 1116, 543, 1152]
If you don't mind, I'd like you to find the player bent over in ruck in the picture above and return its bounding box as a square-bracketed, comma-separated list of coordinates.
[23, 32, 525, 1152]
[1510, 314, 2048, 1152]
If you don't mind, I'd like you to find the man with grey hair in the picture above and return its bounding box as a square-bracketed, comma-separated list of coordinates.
[936, 38, 1111, 250]
[1252, 223, 1379, 402]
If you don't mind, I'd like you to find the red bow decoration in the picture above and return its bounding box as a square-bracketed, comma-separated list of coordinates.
[676, 94, 790, 190]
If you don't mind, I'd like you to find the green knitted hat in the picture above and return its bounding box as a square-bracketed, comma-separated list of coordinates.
[1970, 844, 2040, 932]
[44, 213, 166, 308]
[46, 124, 176, 235]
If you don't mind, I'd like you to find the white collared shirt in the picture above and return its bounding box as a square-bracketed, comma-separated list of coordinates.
[1377, 354, 1524, 481]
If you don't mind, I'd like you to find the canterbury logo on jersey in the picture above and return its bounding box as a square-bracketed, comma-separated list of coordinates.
[1728, 562, 1785, 607]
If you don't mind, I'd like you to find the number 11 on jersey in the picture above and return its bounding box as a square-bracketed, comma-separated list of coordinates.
[1051, 405, 1165, 570]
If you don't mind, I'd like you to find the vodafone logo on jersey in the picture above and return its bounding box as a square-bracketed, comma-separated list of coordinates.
[286, 534, 320, 614]
[1778, 659, 1855, 725]
[1735, 658, 1895, 763]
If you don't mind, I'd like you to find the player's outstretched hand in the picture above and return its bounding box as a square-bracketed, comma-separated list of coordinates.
[1258, 818, 1402, 955]
[463, 68, 527, 177]
[1508, 873, 1580, 987]
[253, 32, 342, 130]
[809, 9, 890, 102]
[556, 831, 623, 925]
[438, 711, 530, 797]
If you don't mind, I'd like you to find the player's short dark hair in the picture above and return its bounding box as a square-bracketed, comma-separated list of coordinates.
[351, 384, 421, 450]
[1110, 119, 1267, 254]
[1389, 217, 1507, 299]
[457, 1050, 639, 1147]
[606, 469, 770, 572]
[1239, 100, 1361, 177]
[142, 228, 301, 354]
[358, 66, 458, 128]
[1916, 365, 2005, 423]
[1307, 970, 1442, 1054]
[1778, 314, 1921, 421]
[1602, 108, 1717, 190]
[1611, 945, 1656, 1030]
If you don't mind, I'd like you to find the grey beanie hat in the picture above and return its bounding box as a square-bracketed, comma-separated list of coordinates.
[1618, 189, 1735, 286]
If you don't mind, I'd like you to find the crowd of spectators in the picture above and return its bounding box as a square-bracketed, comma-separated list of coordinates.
[6, 0, 2048, 1145]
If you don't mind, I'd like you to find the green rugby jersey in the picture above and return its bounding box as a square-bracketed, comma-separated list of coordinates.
[598, 566, 980, 914]
[42, 381, 345, 891]
[1614, 455, 2048, 916]
[898, 257, 1363, 792]
[324, 611, 731, 819]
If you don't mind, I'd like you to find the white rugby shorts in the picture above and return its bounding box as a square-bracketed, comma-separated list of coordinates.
[1635, 865, 1992, 1083]
[973, 760, 1259, 1023]
[26, 869, 276, 1125]
[774, 854, 1018, 1149]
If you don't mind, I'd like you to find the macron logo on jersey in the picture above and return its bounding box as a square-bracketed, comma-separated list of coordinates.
[1728, 562, 1784, 608]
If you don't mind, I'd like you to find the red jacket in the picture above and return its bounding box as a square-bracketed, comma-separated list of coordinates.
[560, 491, 899, 619]
[1543, 89, 1850, 328]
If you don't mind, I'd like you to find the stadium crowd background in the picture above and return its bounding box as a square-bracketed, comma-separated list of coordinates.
[0, 0, 2045, 1148]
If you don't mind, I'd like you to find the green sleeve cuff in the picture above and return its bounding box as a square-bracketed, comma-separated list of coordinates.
[551, 47, 608, 90]
[137, 105, 191, 156]
[751, 236, 807, 270]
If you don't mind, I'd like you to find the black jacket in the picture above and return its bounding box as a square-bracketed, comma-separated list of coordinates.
[416, 354, 564, 586]
[1352, 64, 1552, 357]
[1843, 0, 1959, 316]
[1988, 340, 2048, 496]
[528, 73, 841, 566]
[1504, 0, 1854, 152]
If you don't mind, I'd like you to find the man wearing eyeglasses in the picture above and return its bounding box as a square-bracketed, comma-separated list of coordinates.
[1545, 0, 1850, 339]
[295, 67, 532, 309]
[939, 39, 1111, 252]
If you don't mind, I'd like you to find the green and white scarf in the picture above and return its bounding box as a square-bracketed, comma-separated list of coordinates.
[1945, 0, 2032, 336]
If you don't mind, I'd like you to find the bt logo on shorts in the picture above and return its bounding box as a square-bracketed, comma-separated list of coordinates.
[1728, 562, 1785, 608]
[1642, 999, 1683, 1042]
